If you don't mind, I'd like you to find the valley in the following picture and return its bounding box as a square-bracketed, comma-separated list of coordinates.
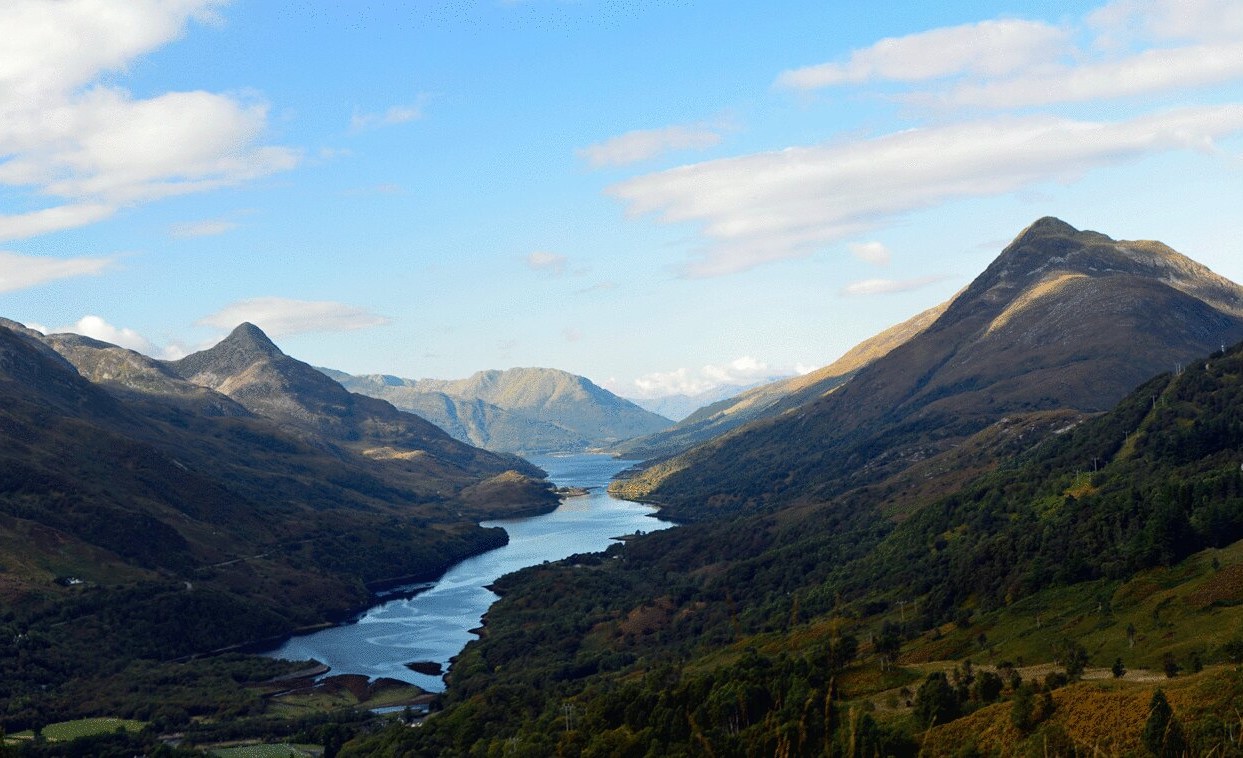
[5, 219, 1243, 756]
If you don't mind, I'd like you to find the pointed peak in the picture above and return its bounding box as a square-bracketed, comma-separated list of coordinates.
[221, 322, 282, 356]
[1026, 216, 1078, 235]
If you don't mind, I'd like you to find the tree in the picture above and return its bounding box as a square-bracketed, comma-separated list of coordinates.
[1055, 638, 1088, 679]
[972, 671, 1004, 704]
[1111, 657, 1126, 679]
[1010, 685, 1034, 733]
[1162, 652, 1180, 678]
[874, 624, 902, 672]
[1142, 689, 1185, 757]
[914, 672, 959, 729]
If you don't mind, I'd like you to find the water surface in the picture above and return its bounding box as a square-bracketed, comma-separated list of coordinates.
[263, 453, 670, 691]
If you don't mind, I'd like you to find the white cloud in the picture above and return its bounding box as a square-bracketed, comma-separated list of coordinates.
[0, 0, 298, 240]
[932, 43, 1243, 109]
[197, 297, 390, 337]
[527, 250, 568, 274]
[171, 218, 239, 238]
[609, 106, 1243, 277]
[1089, 0, 1243, 45]
[840, 275, 944, 297]
[0, 250, 114, 292]
[577, 124, 723, 168]
[630, 356, 789, 398]
[775, 20, 1069, 90]
[350, 103, 424, 132]
[849, 241, 890, 266]
[57, 315, 157, 354]
[0, 203, 116, 241]
[778, 2, 1243, 112]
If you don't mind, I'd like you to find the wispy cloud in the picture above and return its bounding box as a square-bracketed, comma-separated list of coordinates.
[171, 218, 239, 239]
[198, 297, 390, 337]
[778, 0, 1243, 111]
[849, 241, 891, 266]
[350, 102, 425, 133]
[609, 106, 1243, 277]
[775, 19, 1070, 90]
[0, 250, 114, 292]
[578, 124, 724, 168]
[598, 0, 1243, 279]
[0, 1, 299, 241]
[526, 250, 568, 275]
[840, 275, 945, 297]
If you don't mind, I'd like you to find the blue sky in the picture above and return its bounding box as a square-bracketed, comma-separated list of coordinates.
[3, 0, 1243, 400]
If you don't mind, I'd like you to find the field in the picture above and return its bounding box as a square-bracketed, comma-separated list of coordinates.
[5, 716, 146, 743]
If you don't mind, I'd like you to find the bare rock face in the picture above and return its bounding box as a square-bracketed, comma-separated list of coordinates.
[625, 218, 1243, 518]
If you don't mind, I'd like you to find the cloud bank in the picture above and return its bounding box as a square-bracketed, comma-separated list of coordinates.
[198, 297, 390, 337]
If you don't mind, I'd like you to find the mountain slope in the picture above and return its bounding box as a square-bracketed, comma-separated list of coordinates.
[167, 323, 540, 478]
[332, 366, 672, 453]
[0, 317, 561, 654]
[329, 371, 592, 453]
[618, 218, 1243, 519]
[611, 298, 950, 460]
[358, 335, 1243, 757]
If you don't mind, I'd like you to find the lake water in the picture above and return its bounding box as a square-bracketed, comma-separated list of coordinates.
[261, 453, 672, 691]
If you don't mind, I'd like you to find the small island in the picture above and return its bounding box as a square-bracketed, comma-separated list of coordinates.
[405, 660, 444, 677]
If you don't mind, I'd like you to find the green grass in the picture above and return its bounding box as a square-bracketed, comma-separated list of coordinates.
[896, 541, 1243, 676]
[7, 717, 146, 742]
[210, 743, 320, 757]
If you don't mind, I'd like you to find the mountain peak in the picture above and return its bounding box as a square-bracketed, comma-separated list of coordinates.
[1021, 216, 1079, 237]
[223, 322, 282, 357]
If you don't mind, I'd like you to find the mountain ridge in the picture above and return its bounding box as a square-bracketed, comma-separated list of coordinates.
[616, 218, 1243, 519]
[332, 365, 672, 453]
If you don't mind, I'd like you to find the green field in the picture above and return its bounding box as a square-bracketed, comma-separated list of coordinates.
[210, 743, 321, 757]
[7, 716, 146, 742]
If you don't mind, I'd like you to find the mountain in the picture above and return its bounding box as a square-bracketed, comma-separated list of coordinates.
[360, 336, 1243, 757]
[330, 366, 673, 454]
[167, 323, 540, 477]
[610, 299, 949, 460]
[0, 320, 559, 728]
[623, 379, 792, 423]
[615, 217, 1243, 519]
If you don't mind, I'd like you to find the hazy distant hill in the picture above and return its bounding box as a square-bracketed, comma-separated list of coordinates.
[623, 379, 791, 423]
[616, 217, 1243, 519]
[330, 366, 673, 454]
[611, 301, 949, 460]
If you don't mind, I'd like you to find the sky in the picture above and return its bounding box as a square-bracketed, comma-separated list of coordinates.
[3, 0, 1243, 402]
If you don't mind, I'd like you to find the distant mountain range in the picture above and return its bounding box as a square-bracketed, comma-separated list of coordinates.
[622, 379, 793, 423]
[610, 301, 949, 460]
[615, 217, 1243, 519]
[327, 367, 672, 454]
